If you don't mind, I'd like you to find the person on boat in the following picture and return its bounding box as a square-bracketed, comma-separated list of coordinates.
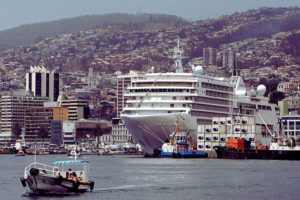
[78, 172, 84, 182]
[53, 167, 59, 176]
[72, 172, 78, 181]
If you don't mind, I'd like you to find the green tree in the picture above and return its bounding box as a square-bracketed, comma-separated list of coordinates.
[94, 124, 104, 147]
[269, 91, 285, 104]
[12, 123, 22, 140]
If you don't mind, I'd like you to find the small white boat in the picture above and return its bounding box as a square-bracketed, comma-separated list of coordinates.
[67, 147, 82, 158]
[20, 152, 94, 194]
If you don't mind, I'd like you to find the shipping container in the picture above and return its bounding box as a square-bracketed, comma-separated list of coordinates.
[205, 125, 212, 133]
[212, 141, 220, 149]
[219, 117, 226, 125]
[197, 134, 204, 141]
[212, 134, 219, 141]
[220, 134, 227, 142]
[197, 142, 204, 151]
[235, 116, 241, 124]
[212, 117, 219, 125]
[241, 116, 249, 125]
[219, 125, 226, 134]
[226, 117, 232, 125]
[234, 125, 241, 133]
[227, 138, 245, 149]
[197, 125, 205, 133]
[204, 142, 212, 150]
[226, 126, 232, 134]
[212, 125, 219, 133]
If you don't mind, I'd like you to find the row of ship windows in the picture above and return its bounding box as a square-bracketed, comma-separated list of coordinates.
[195, 97, 230, 105]
[129, 89, 196, 93]
[206, 91, 231, 99]
[192, 104, 229, 112]
[201, 83, 233, 92]
[191, 111, 227, 118]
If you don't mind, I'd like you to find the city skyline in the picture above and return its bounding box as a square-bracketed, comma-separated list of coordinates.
[0, 0, 300, 31]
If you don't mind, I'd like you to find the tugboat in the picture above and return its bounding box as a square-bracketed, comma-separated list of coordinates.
[160, 115, 208, 158]
[20, 149, 94, 194]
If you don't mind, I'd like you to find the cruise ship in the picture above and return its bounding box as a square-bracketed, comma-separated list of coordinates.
[121, 41, 279, 156]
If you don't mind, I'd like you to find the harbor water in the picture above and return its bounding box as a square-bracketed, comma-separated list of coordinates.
[1, 154, 300, 200]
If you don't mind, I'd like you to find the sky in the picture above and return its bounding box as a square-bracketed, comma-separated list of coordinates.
[0, 0, 299, 31]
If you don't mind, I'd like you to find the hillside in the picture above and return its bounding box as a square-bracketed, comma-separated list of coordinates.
[1, 7, 300, 74]
[0, 13, 185, 49]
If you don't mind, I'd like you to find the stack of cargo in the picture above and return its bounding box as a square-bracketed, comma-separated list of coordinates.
[197, 116, 255, 152]
[227, 138, 244, 149]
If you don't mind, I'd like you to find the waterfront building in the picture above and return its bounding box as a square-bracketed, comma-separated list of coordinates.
[24, 107, 53, 142]
[281, 115, 300, 140]
[62, 121, 76, 145]
[26, 66, 60, 101]
[111, 118, 134, 145]
[203, 47, 217, 66]
[0, 92, 48, 142]
[51, 120, 63, 145]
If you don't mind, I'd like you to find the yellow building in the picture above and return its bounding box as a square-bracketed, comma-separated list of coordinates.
[278, 100, 288, 116]
[53, 107, 69, 121]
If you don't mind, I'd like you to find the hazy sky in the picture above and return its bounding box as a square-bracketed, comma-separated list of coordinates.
[0, 0, 299, 31]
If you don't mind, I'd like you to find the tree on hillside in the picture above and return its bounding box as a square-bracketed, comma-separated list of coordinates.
[12, 123, 22, 140]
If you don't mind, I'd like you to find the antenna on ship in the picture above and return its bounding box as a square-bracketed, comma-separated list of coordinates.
[173, 39, 184, 73]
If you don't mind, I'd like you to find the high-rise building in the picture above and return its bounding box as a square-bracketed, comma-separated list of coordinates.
[203, 47, 217, 66]
[26, 66, 60, 101]
[223, 48, 236, 70]
[24, 107, 54, 142]
[117, 70, 143, 117]
[0, 93, 48, 142]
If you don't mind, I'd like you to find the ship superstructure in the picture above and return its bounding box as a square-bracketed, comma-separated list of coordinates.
[121, 41, 279, 155]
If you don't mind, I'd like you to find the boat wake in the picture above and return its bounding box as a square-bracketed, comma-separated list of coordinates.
[94, 184, 152, 192]
[22, 191, 81, 197]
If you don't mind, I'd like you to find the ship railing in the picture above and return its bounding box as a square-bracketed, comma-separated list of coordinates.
[24, 161, 56, 179]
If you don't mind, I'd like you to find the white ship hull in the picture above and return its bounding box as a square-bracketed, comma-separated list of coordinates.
[121, 112, 197, 155]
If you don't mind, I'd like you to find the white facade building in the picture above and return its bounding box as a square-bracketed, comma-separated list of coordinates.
[62, 121, 76, 145]
[26, 66, 60, 101]
[111, 118, 134, 145]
